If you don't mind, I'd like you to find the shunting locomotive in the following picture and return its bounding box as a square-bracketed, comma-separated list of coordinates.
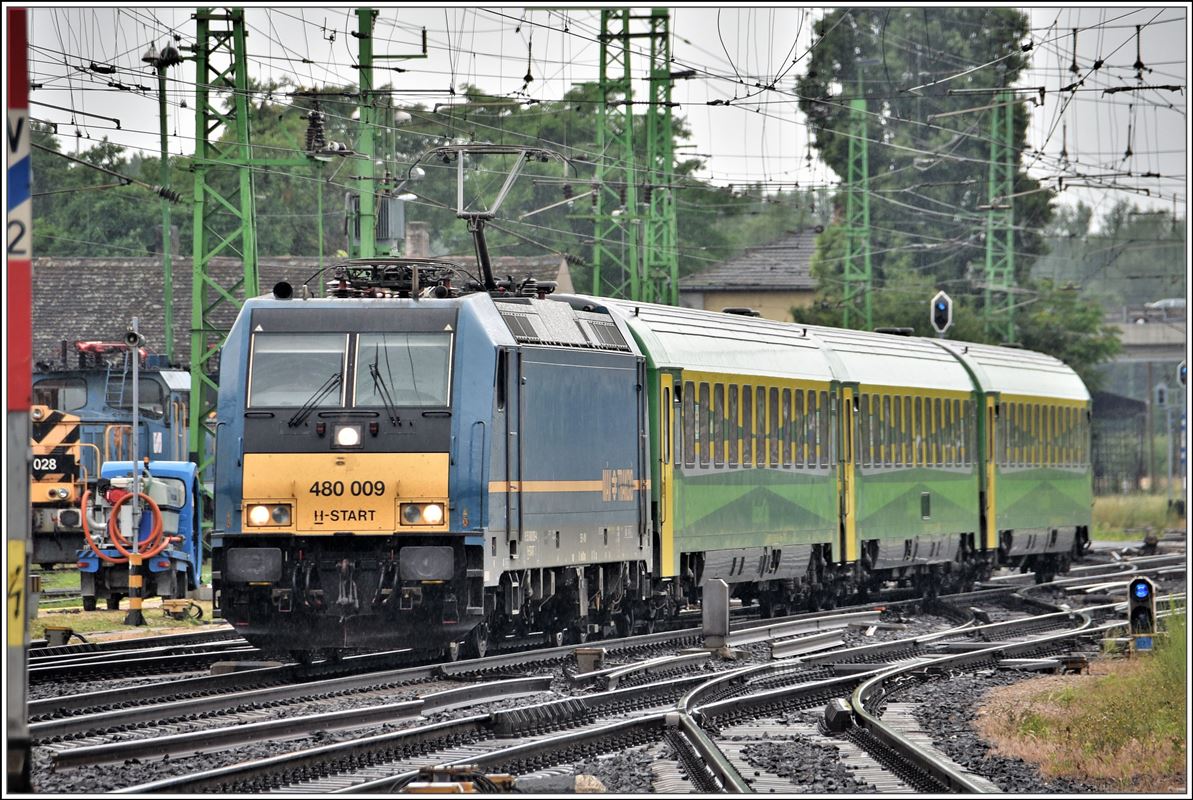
[30, 341, 191, 569]
[212, 144, 1091, 659]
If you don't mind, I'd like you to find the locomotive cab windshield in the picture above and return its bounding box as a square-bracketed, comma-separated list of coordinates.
[246, 330, 453, 410]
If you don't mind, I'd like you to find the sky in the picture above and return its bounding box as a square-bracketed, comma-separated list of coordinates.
[14, 4, 1191, 229]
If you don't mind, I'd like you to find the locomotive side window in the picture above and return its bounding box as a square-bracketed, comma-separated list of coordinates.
[355, 332, 452, 407]
[249, 333, 347, 407]
[110, 377, 166, 418]
[683, 381, 695, 468]
[859, 395, 870, 468]
[33, 378, 87, 411]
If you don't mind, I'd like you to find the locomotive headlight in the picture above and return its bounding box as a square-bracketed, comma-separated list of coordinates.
[334, 424, 362, 448]
[421, 503, 444, 525]
[400, 503, 446, 526]
[248, 505, 272, 526]
[56, 488, 70, 499]
[247, 504, 292, 527]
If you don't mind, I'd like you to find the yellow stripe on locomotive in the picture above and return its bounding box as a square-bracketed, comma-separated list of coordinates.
[241, 452, 449, 534]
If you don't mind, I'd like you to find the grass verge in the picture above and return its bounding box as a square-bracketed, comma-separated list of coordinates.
[975, 613, 1187, 792]
[34, 600, 216, 640]
[1092, 494, 1182, 540]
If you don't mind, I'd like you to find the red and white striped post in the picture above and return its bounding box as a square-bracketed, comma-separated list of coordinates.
[7, 6, 34, 792]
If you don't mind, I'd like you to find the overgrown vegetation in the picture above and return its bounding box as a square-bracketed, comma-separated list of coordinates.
[1092, 495, 1181, 540]
[978, 614, 1187, 792]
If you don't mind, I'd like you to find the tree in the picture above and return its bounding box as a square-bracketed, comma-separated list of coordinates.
[797, 8, 1053, 318]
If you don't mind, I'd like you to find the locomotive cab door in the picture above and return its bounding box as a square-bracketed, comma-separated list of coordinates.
[500, 349, 523, 557]
[983, 393, 999, 550]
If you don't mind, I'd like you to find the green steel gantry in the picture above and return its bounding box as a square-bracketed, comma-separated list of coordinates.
[592, 9, 639, 300]
[842, 72, 873, 331]
[641, 8, 678, 306]
[187, 8, 257, 483]
[592, 8, 677, 305]
[984, 90, 1016, 343]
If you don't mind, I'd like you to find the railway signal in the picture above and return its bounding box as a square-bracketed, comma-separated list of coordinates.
[1178, 360, 1186, 388]
[1127, 576, 1157, 651]
[930, 290, 953, 336]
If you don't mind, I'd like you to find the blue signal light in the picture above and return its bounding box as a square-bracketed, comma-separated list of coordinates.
[1133, 581, 1151, 599]
[936, 302, 947, 311]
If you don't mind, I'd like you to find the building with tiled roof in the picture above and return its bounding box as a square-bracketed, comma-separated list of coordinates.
[678, 226, 822, 321]
[30, 248, 574, 371]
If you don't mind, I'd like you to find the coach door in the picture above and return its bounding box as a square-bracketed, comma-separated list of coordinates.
[658, 373, 677, 577]
[983, 394, 998, 549]
[839, 386, 859, 563]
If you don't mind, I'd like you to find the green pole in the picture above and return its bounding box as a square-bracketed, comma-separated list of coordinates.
[356, 8, 376, 259]
[157, 63, 173, 364]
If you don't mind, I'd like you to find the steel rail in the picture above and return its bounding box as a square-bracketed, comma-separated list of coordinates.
[117, 672, 711, 793]
[52, 676, 552, 769]
[29, 661, 441, 741]
[28, 627, 240, 658]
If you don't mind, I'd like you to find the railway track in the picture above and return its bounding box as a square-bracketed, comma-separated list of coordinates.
[31, 553, 1184, 793]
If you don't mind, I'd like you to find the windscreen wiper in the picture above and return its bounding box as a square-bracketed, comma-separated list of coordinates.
[369, 362, 400, 425]
[287, 372, 342, 428]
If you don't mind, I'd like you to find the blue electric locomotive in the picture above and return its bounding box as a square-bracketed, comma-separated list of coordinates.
[213, 260, 1091, 659]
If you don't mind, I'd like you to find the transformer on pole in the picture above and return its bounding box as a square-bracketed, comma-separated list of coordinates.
[842, 69, 873, 331]
[984, 90, 1016, 344]
[187, 8, 258, 497]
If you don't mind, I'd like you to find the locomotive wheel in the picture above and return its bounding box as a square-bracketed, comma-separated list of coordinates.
[464, 622, 489, 659]
[81, 595, 97, 612]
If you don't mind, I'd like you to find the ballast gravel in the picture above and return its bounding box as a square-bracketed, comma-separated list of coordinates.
[740, 739, 878, 793]
[893, 665, 1100, 794]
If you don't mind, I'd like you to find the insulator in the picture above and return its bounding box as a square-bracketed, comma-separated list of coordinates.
[562, 183, 573, 199]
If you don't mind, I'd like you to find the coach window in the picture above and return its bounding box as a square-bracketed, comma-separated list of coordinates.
[902, 396, 912, 467]
[773, 386, 782, 467]
[742, 385, 753, 466]
[698, 383, 711, 467]
[755, 387, 767, 466]
[793, 390, 805, 467]
[942, 399, 953, 466]
[33, 378, 87, 412]
[892, 395, 903, 467]
[880, 395, 892, 467]
[807, 390, 819, 466]
[249, 333, 346, 408]
[817, 391, 830, 466]
[683, 381, 695, 468]
[858, 395, 871, 467]
[780, 389, 792, 467]
[725, 388, 734, 469]
[713, 384, 725, 467]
